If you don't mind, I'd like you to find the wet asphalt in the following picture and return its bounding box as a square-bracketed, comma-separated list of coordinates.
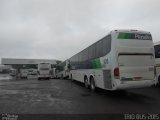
[0, 77, 160, 114]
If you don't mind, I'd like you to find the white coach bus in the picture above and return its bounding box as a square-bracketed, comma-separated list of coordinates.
[55, 60, 70, 79]
[68, 29, 157, 91]
[37, 62, 51, 80]
[154, 41, 160, 85]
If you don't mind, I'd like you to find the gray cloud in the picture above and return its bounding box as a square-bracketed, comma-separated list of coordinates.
[0, 0, 160, 61]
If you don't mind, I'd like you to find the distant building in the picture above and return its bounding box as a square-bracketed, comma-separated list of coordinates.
[1, 58, 61, 71]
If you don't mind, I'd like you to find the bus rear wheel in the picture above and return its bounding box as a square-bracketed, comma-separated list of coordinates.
[84, 76, 89, 89]
[90, 77, 95, 92]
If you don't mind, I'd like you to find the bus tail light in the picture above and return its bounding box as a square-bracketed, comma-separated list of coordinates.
[114, 67, 119, 77]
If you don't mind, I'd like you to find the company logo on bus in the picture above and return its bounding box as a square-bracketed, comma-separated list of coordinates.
[118, 32, 152, 40]
[135, 34, 152, 40]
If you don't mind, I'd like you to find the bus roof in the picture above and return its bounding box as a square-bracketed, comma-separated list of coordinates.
[111, 29, 151, 34]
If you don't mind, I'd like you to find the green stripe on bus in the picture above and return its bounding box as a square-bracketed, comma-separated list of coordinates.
[91, 58, 102, 69]
[95, 58, 102, 68]
[91, 60, 96, 68]
[117, 32, 131, 39]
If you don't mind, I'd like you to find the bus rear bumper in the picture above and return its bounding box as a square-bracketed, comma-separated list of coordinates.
[38, 75, 51, 79]
[113, 79, 157, 90]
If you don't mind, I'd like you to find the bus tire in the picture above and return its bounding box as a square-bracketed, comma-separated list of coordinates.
[90, 77, 96, 92]
[84, 76, 89, 89]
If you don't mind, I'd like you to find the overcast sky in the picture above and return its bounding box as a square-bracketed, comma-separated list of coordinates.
[0, 0, 160, 61]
